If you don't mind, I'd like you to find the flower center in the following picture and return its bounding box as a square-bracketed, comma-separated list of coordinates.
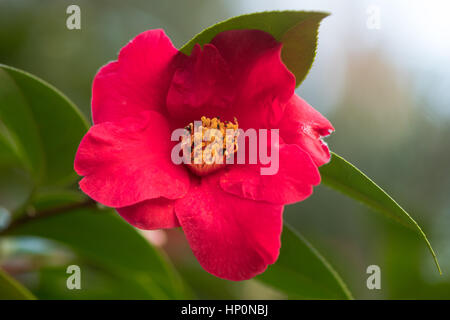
[182, 116, 239, 176]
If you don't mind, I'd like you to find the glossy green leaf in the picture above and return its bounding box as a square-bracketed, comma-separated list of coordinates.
[0, 267, 36, 300]
[0, 64, 89, 187]
[6, 193, 190, 299]
[257, 224, 352, 299]
[180, 11, 329, 86]
[320, 152, 441, 274]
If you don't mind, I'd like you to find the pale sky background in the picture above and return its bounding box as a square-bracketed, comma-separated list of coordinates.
[225, 0, 450, 116]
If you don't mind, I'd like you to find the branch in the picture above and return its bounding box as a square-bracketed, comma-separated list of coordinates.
[0, 199, 97, 235]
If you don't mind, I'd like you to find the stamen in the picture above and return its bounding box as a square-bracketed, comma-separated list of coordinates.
[182, 116, 239, 176]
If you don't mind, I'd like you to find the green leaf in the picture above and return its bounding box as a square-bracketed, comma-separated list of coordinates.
[33, 264, 173, 300]
[0, 267, 36, 300]
[320, 152, 441, 274]
[0, 165, 33, 212]
[257, 224, 352, 299]
[6, 193, 190, 299]
[180, 11, 329, 86]
[0, 64, 89, 187]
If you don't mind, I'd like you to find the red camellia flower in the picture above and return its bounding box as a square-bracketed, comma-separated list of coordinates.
[74, 29, 334, 281]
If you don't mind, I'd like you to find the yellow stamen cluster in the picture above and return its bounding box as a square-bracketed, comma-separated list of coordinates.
[182, 116, 239, 176]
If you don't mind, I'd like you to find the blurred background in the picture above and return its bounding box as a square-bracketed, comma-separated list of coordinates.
[0, 0, 449, 299]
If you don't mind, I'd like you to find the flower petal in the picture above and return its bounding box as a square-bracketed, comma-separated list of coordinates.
[166, 30, 295, 128]
[220, 143, 320, 205]
[74, 111, 189, 207]
[116, 198, 180, 230]
[175, 175, 283, 281]
[279, 94, 334, 166]
[166, 44, 235, 123]
[210, 29, 296, 129]
[92, 29, 178, 124]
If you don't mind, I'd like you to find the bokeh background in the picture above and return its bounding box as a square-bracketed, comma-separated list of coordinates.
[1, 0, 449, 299]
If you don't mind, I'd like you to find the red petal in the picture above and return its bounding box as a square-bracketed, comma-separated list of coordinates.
[279, 95, 334, 166]
[166, 29, 295, 128]
[74, 111, 189, 207]
[92, 29, 178, 124]
[211, 29, 296, 130]
[175, 175, 283, 281]
[166, 44, 235, 123]
[220, 143, 320, 205]
[116, 198, 180, 230]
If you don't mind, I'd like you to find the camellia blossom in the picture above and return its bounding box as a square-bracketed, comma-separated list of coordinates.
[74, 29, 334, 281]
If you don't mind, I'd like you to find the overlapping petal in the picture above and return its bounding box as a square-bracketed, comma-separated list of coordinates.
[211, 29, 296, 129]
[92, 29, 178, 124]
[74, 111, 190, 207]
[175, 175, 283, 281]
[166, 29, 295, 129]
[220, 143, 320, 205]
[167, 44, 235, 123]
[116, 198, 180, 230]
[279, 94, 334, 166]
